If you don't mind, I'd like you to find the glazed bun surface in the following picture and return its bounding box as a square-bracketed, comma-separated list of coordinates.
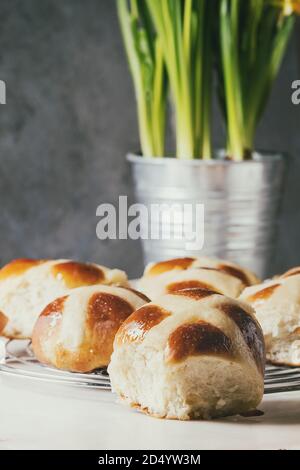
[108, 288, 265, 420]
[138, 257, 259, 300]
[0, 258, 128, 339]
[240, 267, 300, 366]
[32, 285, 149, 372]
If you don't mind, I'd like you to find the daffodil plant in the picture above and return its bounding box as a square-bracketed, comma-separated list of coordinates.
[146, 0, 214, 159]
[117, 0, 298, 161]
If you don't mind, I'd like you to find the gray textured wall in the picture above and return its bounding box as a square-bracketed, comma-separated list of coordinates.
[0, 0, 299, 278]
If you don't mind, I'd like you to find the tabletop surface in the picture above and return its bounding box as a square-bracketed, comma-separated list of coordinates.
[0, 371, 300, 450]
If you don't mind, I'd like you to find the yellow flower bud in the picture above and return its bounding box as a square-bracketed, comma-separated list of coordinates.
[280, 0, 300, 15]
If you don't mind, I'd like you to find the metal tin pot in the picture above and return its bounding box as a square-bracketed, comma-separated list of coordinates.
[127, 152, 286, 278]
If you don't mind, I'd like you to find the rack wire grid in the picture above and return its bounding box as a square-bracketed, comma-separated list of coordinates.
[1, 338, 300, 394]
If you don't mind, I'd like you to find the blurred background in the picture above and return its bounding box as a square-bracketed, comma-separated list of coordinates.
[0, 0, 299, 278]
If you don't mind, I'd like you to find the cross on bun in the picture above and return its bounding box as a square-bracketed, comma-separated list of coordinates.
[240, 267, 300, 366]
[32, 285, 149, 372]
[108, 288, 265, 420]
[0, 258, 128, 339]
[137, 257, 259, 300]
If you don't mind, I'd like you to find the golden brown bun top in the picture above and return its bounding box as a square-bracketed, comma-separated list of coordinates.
[0, 258, 128, 340]
[241, 266, 300, 308]
[280, 266, 300, 279]
[144, 256, 259, 287]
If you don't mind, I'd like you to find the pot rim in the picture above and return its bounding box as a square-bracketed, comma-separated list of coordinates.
[127, 150, 286, 167]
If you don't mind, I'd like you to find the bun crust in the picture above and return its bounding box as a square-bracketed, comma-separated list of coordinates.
[138, 257, 259, 300]
[0, 258, 128, 339]
[240, 267, 300, 366]
[0, 310, 8, 334]
[109, 288, 265, 420]
[32, 285, 149, 372]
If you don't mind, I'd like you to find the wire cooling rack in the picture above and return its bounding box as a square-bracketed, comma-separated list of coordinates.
[1, 338, 300, 394]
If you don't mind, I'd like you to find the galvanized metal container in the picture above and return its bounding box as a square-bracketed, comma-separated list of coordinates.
[127, 152, 286, 278]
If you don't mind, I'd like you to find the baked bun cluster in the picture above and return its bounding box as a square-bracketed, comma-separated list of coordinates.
[240, 267, 300, 366]
[32, 285, 149, 372]
[0, 258, 128, 339]
[108, 288, 265, 420]
[137, 256, 259, 300]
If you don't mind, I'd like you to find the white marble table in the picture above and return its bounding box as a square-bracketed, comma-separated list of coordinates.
[0, 371, 300, 450]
